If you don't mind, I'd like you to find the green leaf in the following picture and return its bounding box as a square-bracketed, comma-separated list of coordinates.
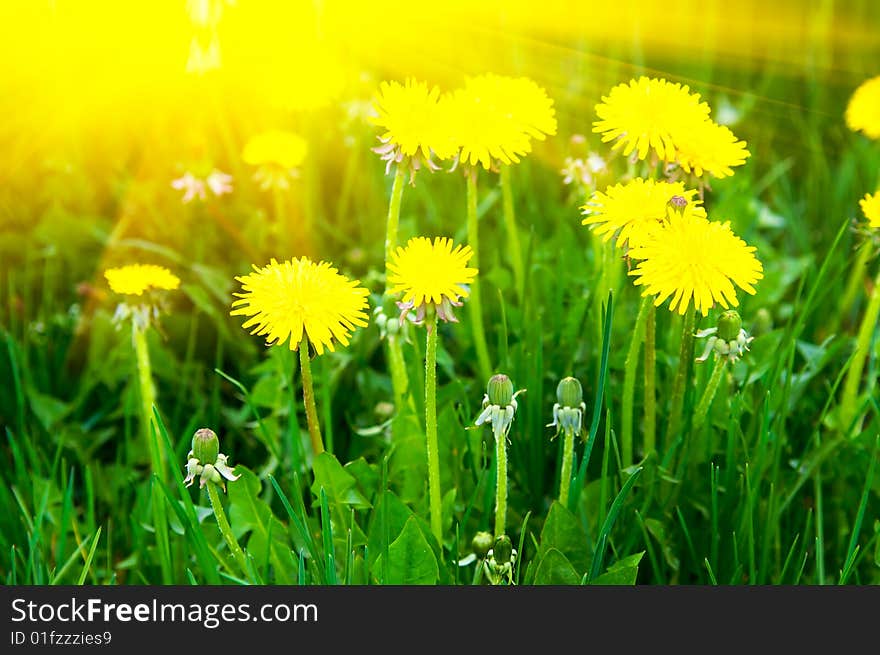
[27, 388, 69, 431]
[228, 467, 297, 584]
[533, 548, 581, 585]
[310, 452, 371, 509]
[645, 518, 680, 572]
[589, 552, 644, 585]
[344, 457, 379, 503]
[367, 490, 415, 568]
[374, 517, 439, 585]
[534, 501, 592, 573]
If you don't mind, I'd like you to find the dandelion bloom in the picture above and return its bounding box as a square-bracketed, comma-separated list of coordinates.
[845, 76, 880, 139]
[387, 237, 478, 322]
[370, 79, 458, 172]
[242, 130, 307, 189]
[231, 258, 369, 355]
[582, 178, 706, 249]
[673, 120, 750, 179]
[242, 130, 308, 169]
[447, 73, 557, 170]
[104, 264, 181, 296]
[861, 191, 880, 228]
[628, 212, 763, 316]
[593, 76, 711, 161]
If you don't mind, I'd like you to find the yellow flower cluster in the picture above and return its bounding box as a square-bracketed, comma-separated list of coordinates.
[370, 74, 557, 173]
[593, 76, 750, 180]
[581, 178, 706, 249]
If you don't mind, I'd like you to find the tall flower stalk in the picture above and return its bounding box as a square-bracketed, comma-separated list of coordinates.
[840, 193, 880, 430]
[105, 263, 181, 583]
[370, 79, 458, 419]
[231, 257, 370, 459]
[184, 428, 247, 576]
[476, 374, 523, 537]
[447, 74, 557, 378]
[423, 307, 442, 540]
[548, 377, 585, 506]
[466, 168, 493, 381]
[387, 236, 478, 543]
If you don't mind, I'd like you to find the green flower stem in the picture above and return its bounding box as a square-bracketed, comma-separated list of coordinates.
[667, 309, 696, 440]
[132, 322, 172, 584]
[272, 185, 288, 253]
[558, 428, 575, 506]
[694, 358, 727, 430]
[840, 267, 880, 431]
[384, 164, 407, 272]
[132, 322, 166, 481]
[494, 428, 509, 538]
[387, 334, 417, 415]
[383, 164, 415, 421]
[299, 337, 325, 456]
[424, 309, 443, 542]
[621, 296, 650, 468]
[644, 303, 657, 457]
[206, 482, 249, 577]
[499, 165, 525, 302]
[495, 434, 508, 538]
[838, 239, 873, 329]
[466, 167, 493, 382]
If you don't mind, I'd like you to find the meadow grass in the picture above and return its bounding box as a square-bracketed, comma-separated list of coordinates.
[1, 2, 879, 586]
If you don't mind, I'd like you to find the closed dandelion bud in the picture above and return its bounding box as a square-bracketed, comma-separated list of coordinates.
[184, 427, 241, 491]
[695, 310, 754, 363]
[487, 374, 514, 407]
[192, 428, 219, 464]
[493, 535, 513, 565]
[472, 531, 494, 558]
[666, 194, 688, 215]
[717, 310, 743, 342]
[556, 376, 583, 408]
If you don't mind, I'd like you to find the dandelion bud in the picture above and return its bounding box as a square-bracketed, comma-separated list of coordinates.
[493, 535, 513, 565]
[487, 374, 514, 407]
[184, 428, 241, 491]
[192, 428, 219, 464]
[716, 310, 743, 342]
[472, 531, 494, 558]
[667, 195, 688, 215]
[556, 376, 583, 408]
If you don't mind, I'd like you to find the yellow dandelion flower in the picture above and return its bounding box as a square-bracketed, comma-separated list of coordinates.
[231, 258, 369, 355]
[370, 78, 458, 171]
[104, 264, 181, 296]
[242, 130, 308, 190]
[242, 130, 308, 169]
[387, 237, 478, 322]
[581, 178, 706, 249]
[447, 73, 557, 170]
[673, 120, 750, 179]
[628, 212, 763, 316]
[861, 191, 880, 228]
[845, 76, 880, 139]
[593, 76, 711, 162]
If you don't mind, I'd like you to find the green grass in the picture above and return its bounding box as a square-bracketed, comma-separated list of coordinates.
[1, 5, 880, 585]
